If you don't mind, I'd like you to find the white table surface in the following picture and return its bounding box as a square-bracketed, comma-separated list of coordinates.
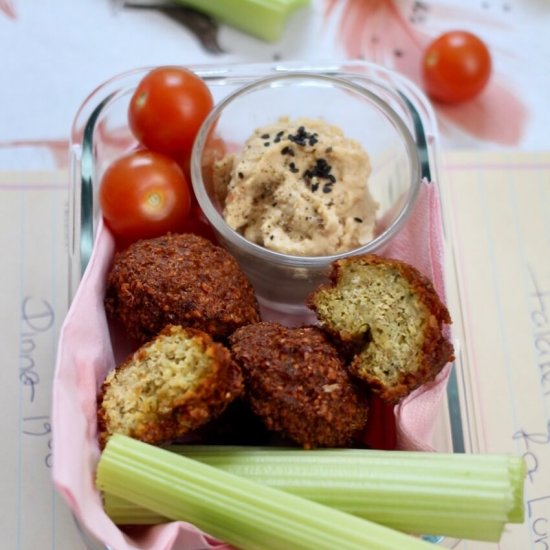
[1, 0, 549, 152]
[1, 1, 549, 549]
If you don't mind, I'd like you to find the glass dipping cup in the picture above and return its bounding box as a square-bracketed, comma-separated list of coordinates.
[191, 73, 421, 315]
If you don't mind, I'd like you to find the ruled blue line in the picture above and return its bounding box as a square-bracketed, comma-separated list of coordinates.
[16, 185, 26, 550]
[541, 173, 550, 422]
[477, 173, 521, 446]
[504, 168, 550, 550]
[509, 170, 550, 425]
[50, 188, 57, 549]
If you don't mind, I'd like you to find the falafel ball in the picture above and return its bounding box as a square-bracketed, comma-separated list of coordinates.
[229, 322, 369, 449]
[105, 233, 260, 343]
[97, 324, 244, 449]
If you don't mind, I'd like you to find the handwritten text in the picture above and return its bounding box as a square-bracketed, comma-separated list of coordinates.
[19, 297, 55, 468]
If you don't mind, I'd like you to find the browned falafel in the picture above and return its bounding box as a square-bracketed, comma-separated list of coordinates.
[229, 322, 369, 449]
[104, 233, 260, 343]
[97, 324, 243, 448]
[307, 254, 454, 403]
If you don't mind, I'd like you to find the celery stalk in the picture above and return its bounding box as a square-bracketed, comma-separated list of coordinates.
[101, 445, 525, 542]
[97, 435, 435, 550]
[173, 0, 310, 42]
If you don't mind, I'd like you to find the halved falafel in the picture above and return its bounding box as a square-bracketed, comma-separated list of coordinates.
[97, 324, 243, 448]
[307, 254, 454, 403]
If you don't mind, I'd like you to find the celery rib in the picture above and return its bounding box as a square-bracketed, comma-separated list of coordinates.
[173, 0, 310, 42]
[97, 435, 435, 550]
[100, 443, 525, 542]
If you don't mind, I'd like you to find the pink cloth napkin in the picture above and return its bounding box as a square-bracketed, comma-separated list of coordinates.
[52, 179, 452, 550]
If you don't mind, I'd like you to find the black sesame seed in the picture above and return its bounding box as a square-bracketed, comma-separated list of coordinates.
[303, 158, 334, 182]
[281, 146, 295, 156]
[238, 172, 244, 179]
[354, 217, 363, 223]
[288, 162, 299, 174]
[261, 133, 270, 139]
[264, 142, 270, 147]
[317, 158, 329, 169]
[311, 182, 319, 192]
[322, 183, 333, 193]
[287, 125, 314, 147]
[325, 146, 333, 153]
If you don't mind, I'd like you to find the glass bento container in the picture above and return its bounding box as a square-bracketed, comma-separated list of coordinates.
[66, 61, 475, 550]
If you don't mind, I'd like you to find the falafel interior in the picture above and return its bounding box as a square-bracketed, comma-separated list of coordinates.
[307, 254, 454, 403]
[97, 325, 243, 448]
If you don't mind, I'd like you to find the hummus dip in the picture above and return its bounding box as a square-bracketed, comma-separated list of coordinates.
[214, 117, 379, 256]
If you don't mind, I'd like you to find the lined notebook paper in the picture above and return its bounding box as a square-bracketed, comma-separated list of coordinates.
[443, 151, 550, 549]
[1, 151, 549, 549]
[0, 170, 87, 549]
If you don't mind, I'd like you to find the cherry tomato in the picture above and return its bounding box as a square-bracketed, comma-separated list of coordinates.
[99, 149, 192, 244]
[422, 30, 492, 104]
[128, 66, 214, 160]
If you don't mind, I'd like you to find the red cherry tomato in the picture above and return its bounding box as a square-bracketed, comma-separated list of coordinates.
[422, 30, 492, 104]
[128, 66, 214, 160]
[99, 149, 192, 244]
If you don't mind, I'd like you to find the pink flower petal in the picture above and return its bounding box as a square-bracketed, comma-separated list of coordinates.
[437, 82, 529, 146]
[324, 0, 529, 146]
[0, 0, 16, 19]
